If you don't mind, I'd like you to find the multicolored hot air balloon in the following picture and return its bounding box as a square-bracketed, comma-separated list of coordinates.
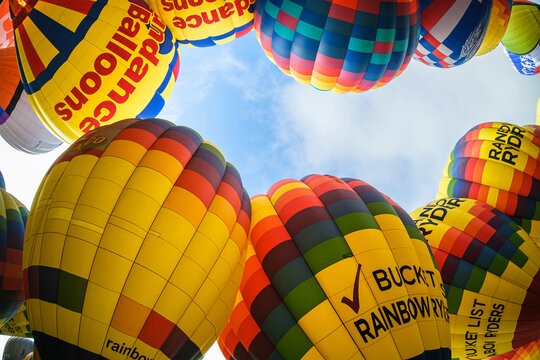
[475, 0, 513, 56]
[220, 175, 451, 360]
[254, 0, 421, 93]
[504, 43, 540, 75]
[23, 119, 251, 360]
[0, 170, 27, 327]
[414, 0, 493, 67]
[501, 1, 540, 56]
[0, 0, 61, 154]
[2, 337, 33, 360]
[146, 0, 255, 47]
[411, 198, 540, 359]
[438, 122, 540, 246]
[486, 339, 540, 360]
[13, 0, 180, 143]
[0, 304, 32, 338]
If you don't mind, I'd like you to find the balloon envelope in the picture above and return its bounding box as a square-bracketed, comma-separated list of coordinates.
[23, 119, 251, 359]
[414, 0, 492, 67]
[0, 0, 61, 154]
[2, 337, 33, 360]
[485, 339, 540, 360]
[475, 0, 513, 56]
[411, 198, 540, 359]
[0, 304, 32, 338]
[501, 1, 540, 55]
[12, 0, 181, 143]
[0, 173, 27, 327]
[254, 0, 421, 93]
[220, 175, 451, 360]
[438, 122, 540, 246]
[146, 0, 255, 47]
[504, 43, 540, 75]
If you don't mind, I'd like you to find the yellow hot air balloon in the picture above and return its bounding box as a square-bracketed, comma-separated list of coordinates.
[146, 0, 255, 47]
[438, 122, 540, 246]
[12, 0, 180, 143]
[476, 0, 513, 56]
[411, 198, 540, 359]
[0, 304, 31, 338]
[23, 119, 251, 359]
[501, 1, 540, 55]
[220, 175, 451, 360]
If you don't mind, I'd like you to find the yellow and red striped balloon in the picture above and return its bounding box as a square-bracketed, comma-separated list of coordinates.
[438, 122, 540, 246]
[23, 119, 251, 359]
[411, 198, 540, 359]
[475, 0, 513, 56]
[486, 339, 540, 360]
[220, 175, 451, 360]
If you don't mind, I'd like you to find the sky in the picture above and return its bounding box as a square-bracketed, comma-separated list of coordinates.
[0, 28, 538, 359]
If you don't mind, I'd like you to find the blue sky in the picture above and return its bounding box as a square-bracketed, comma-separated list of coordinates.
[0, 29, 538, 358]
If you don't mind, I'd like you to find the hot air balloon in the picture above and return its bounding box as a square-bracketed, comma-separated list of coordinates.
[0, 170, 27, 327]
[146, 0, 255, 47]
[253, 0, 421, 93]
[475, 0, 513, 56]
[0, 0, 61, 154]
[0, 304, 31, 338]
[12, 0, 180, 144]
[438, 122, 540, 246]
[414, 0, 493, 67]
[23, 119, 251, 360]
[219, 175, 451, 359]
[410, 198, 540, 359]
[2, 337, 33, 360]
[501, 1, 540, 56]
[486, 339, 540, 360]
[504, 43, 540, 75]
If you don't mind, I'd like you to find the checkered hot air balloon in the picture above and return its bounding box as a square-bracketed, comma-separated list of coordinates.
[411, 198, 540, 359]
[12, 0, 180, 143]
[414, 0, 493, 68]
[219, 175, 451, 360]
[254, 0, 421, 93]
[22, 119, 251, 360]
[0, 171, 27, 329]
[438, 122, 540, 247]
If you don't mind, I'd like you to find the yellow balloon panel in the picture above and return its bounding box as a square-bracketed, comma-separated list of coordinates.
[22, 119, 251, 359]
[476, 0, 512, 56]
[13, 0, 180, 143]
[411, 198, 540, 360]
[147, 0, 255, 47]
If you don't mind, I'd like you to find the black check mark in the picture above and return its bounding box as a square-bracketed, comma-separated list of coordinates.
[341, 263, 362, 314]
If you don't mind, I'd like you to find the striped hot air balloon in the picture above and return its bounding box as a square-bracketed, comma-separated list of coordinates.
[12, 0, 180, 143]
[219, 175, 451, 360]
[23, 119, 251, 359]
[0, 0, 61, 154]
[438, 122, 540, 246]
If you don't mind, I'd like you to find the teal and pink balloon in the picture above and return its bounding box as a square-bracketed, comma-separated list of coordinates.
[254, 0, 421, 93]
